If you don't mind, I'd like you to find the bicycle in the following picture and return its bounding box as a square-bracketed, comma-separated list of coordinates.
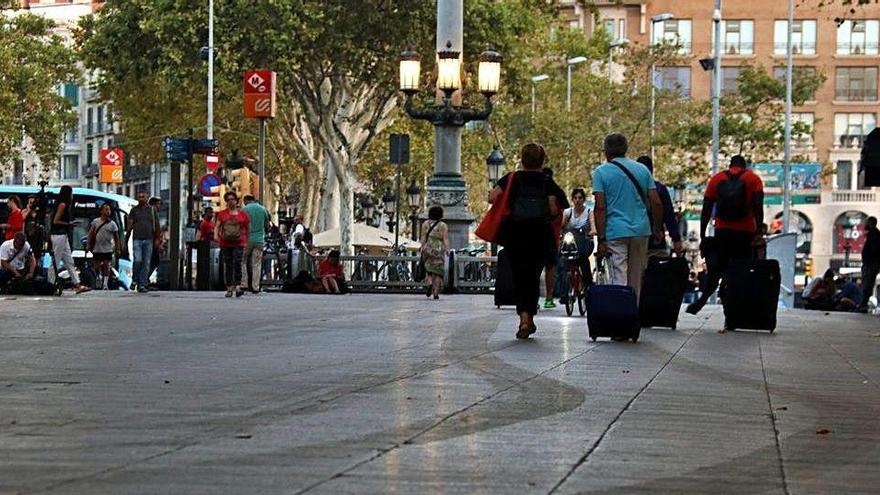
[560, 231, 587, 316]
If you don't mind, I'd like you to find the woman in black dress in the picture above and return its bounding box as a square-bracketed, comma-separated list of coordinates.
[489, 144, 562, 339]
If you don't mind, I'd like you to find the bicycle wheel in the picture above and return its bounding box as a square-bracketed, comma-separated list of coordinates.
[565, 275, 575, 316]
[577, 281, 587, 316]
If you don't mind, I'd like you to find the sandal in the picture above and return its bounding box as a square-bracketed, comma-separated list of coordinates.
[75, 286, 91, 294]
[516, 323, 531, 340]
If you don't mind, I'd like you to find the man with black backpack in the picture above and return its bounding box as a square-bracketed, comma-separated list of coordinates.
[686, 155, 764, 315]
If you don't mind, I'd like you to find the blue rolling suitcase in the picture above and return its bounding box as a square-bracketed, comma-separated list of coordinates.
[586, 283, 641, 342]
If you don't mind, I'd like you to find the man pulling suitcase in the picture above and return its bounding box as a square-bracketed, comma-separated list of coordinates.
[686, 155, 769, 332]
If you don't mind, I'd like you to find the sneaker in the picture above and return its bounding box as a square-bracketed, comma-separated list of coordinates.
[130, 282, 137, 291]
[225, 290, 233, 298]
[543, 298, 556, 309]
[685, 302, 702, 315]
[235, 289, 244, 298]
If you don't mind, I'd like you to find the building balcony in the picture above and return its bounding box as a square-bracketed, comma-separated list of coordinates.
[721, 42, 754, 56]
[83, 164, 98, 177]
[834, 134, 865, 150]
[836, 42, 880, 56]
[824, 190, 877, 204]
[834, 89, 878, 102]
[773, 42, 817, 56]
[123, 164, 151, 181]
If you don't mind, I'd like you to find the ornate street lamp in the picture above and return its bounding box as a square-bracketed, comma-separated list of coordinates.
[406, 180, 422, 241]
[382, 187, 397, 232]
[399, 43, 502, 127]
[486, 145, 506, 185]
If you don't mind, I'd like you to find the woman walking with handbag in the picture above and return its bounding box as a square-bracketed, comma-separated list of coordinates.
[420, 206, 449, 300]
[486, 144, 561, 339]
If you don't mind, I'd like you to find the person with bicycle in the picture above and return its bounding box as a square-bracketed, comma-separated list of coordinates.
[560, 188, 595, 290]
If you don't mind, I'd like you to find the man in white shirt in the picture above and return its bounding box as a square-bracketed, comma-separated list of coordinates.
[0, 232, 36, 290]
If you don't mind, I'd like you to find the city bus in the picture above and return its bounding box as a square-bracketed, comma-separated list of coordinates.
[0, 186, 138, 290]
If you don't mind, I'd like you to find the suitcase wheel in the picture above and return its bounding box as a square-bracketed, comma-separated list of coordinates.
[631, 336, 639, 343]
[590, 336, 597, 342]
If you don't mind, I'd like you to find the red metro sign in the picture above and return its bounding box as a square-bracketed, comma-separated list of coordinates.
[243, 70, 276, 119]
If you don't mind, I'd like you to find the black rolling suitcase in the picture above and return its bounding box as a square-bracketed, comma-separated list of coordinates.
[721, 259, 781, 332]
[640, 256, 689, 329]
[494, 248, 516, 308]
[586, 261, 640, 342]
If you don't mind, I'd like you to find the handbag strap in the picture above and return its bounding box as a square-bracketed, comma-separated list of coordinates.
[423, 220, 440, 241]
[609, 159, 651, 225]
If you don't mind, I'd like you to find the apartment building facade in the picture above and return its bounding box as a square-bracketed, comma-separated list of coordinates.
[562, 0, 880, 275]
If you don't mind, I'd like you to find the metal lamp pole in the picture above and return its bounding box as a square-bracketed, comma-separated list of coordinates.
[711, 2, 722, 175]
[782, 0, 794, 233]
[531, 74, 549, 115]
[566, 57, 586, 111]
[207, 0, 214, 140]
[607, 39, 628, 83]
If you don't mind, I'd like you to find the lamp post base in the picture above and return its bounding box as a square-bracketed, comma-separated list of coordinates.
[423, 174, 473, 250]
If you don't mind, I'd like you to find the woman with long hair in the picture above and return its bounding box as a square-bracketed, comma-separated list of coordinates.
[50, 185, 90, 294]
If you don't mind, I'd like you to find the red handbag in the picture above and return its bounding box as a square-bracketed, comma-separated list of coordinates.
[475, 172, 516, 243]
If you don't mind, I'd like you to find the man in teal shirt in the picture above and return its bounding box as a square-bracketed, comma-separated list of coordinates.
[241, 194, 271, 293]
[592, 133, 663, 301]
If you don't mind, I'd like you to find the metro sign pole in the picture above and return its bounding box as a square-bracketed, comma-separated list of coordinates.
[243, 71, 277, 202]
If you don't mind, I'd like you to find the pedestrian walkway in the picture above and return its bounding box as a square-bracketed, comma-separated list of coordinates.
[2, 293, 878, 494]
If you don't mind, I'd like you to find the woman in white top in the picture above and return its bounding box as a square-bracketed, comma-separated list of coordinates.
[560, 188, 596, 284]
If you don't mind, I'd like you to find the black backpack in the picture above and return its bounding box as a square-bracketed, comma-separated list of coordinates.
[715, 170, 748, 221]
[509, 174, 549, 221]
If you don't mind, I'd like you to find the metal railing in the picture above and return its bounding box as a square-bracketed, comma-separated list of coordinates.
[829, 190, 877, 203]
[837, 42, 880, 55]
[773, 42, 816, 55]
[259, 250, 500, 294]
[722, 42, 754, 55]
[835, 88, 878, 101]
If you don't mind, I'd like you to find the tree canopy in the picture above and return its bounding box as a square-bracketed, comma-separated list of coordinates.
[0, 10, 79, 178]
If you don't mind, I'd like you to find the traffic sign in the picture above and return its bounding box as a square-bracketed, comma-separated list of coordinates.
[199, 174, 221, 196]
[191, 139, 218, 155]
[99, 148, 124, 184]
[163, 136, 190, 162]
[389, 134, 410, 164]
[243, 70, 277, 119]
[205, 153, 220, 172]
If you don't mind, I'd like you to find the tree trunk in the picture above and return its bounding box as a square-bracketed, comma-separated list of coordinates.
[337, 164, 356, 258]
[318, 155, 340, 231]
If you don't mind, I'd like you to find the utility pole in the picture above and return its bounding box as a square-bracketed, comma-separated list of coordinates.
[206, 0, 214, 140]
[711, 1, 722, 175]
[782, 0, 794, 232]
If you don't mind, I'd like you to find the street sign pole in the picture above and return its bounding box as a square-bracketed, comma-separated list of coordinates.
[170, 159, 182, 291]
[258, 118, 266, 202]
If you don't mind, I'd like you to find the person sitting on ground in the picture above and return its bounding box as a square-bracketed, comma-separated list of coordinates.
[318, 249, 345, 294]
[802, 269, 836, 310]
[832, 276, 862, 312]
[0, 232, 36, 293]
